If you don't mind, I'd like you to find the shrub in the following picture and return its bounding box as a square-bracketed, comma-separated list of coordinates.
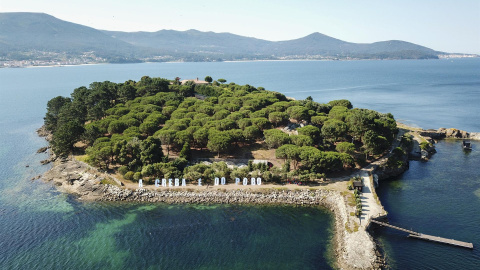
[133, 172, 142, 181]
[347, 182, 353, 190]
[141, 164, 155, 177]
[118, 166, 129, 176]
[179, 142, 191, 160]
[400, 133, 414, 151]
[124, 171, 134, 180]
[420, 141, 431, 150]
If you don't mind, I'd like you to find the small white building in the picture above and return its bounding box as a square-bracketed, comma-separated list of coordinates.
[181, 78, 209, 85]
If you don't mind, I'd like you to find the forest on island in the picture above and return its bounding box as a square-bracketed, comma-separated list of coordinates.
[44, 76, 397, 184]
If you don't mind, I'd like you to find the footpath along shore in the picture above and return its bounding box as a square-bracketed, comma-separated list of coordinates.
[38, 124, 478, 269]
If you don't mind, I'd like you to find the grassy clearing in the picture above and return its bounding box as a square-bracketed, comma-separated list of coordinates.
[347, 194, 356, 207]
[75, 155, 88, 162]
[352, 221, 359, 232]
[345, 221, 353, 234]
[341, 191, 357, 207]
[100, 177, 119, 186]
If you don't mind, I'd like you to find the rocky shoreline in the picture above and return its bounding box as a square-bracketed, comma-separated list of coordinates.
[420, 127, 480, 141]
[402, 126, 479, 161]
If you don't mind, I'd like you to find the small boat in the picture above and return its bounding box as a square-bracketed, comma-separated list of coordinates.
[463, 140, 472, 150]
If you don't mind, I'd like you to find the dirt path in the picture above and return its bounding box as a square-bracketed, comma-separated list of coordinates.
[358, 170, 385, 227]
[358, 129, 405, 226]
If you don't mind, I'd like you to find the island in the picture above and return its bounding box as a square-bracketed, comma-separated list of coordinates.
[38, 76, 478, 269]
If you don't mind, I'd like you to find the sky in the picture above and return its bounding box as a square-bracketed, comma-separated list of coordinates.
[1, 0, 480, 54]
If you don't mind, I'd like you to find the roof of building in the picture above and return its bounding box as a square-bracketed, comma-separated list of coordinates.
[181, 78, 209, 85]
[353, 181, 363, 187]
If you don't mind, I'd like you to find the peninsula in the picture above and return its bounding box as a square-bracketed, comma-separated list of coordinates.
[39, 75, 403, 269]
[39, 76, 479, 269]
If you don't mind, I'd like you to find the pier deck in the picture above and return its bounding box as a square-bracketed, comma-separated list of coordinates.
[371, 220, 473, 249]
[409, 234, 474, 249]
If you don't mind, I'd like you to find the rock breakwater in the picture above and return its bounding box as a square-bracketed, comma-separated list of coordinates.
[101, 185, 332, 205]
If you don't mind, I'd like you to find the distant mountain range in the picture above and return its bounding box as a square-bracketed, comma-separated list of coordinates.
[103, 29, 440, 60]
[0, 12, 473, 66]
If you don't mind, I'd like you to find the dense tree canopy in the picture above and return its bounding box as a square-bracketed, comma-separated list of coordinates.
[45, 75, 397, 181]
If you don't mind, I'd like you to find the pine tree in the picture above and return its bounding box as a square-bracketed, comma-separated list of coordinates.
[180, 142, 191, 160]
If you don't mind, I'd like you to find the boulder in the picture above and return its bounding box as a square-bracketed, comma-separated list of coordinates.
[445, 128, 469, 138]
[36, 147, 48, 153]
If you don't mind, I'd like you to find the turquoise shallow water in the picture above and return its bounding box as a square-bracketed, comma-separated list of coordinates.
[0, 59, 479, 269]
[0, 201, 334, 270]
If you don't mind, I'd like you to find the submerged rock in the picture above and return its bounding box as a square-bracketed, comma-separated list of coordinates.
[37, 146, 49, 153]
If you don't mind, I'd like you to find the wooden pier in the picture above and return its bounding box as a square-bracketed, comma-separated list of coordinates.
[371, 220, 474, 249]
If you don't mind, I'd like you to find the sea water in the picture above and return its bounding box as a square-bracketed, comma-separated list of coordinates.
[0, 58, 479, 269]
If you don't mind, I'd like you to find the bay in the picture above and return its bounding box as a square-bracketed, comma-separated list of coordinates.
[0, 58, 479, 269]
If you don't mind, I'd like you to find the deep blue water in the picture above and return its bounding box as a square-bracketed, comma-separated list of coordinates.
[0, 59, 479, 269]
[375, 140, 480, 269]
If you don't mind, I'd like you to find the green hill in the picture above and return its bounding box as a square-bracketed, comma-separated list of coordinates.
[104, 29, 272, 55]
[1, 12, 443, 63]
[265, 32, 439, 59]
[105, 30, 440, 60]
[0, 12, 140, 59]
